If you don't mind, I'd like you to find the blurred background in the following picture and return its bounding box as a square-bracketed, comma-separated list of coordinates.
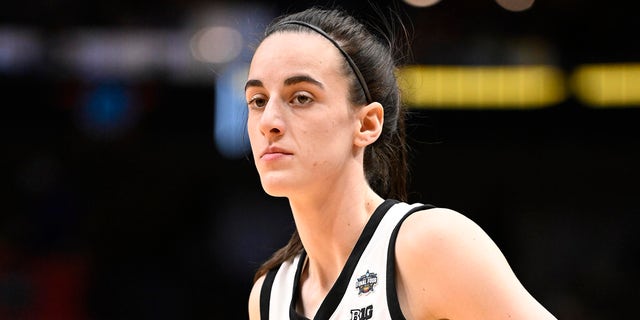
[1, 0, 638, 319]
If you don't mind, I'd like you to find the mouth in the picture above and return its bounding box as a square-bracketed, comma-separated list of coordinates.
[260, 147, 293, 160]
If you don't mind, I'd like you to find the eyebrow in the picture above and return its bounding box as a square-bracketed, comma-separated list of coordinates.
[283, 75, 323, 88]
[244, 79, 263, 92]
[244, 75, 324, 92]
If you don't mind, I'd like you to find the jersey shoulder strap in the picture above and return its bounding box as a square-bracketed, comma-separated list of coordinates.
[259, 267, 278, 320]
[387, 203, 437, 319]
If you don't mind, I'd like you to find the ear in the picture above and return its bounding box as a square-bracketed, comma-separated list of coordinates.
[354, 102, 384, 147]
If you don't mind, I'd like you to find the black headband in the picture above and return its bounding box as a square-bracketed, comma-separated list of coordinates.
[276, 20, 373, 104]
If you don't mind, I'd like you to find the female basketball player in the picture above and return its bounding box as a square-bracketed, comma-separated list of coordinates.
[244, 6, 557, 320]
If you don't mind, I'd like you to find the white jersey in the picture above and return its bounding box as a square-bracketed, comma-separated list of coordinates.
[259, 199, 435, 320]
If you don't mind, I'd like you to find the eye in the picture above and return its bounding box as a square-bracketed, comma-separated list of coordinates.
[291, 92, 314, 106]
[247, 94, 268, 108]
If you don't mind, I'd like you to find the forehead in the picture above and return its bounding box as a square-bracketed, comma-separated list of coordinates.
[248, 32, 344, 79]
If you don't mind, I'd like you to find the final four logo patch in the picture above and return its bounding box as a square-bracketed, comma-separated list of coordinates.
[355, 270, 378, 295]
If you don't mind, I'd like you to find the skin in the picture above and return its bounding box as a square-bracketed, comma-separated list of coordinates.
[246, 32, 557, 320]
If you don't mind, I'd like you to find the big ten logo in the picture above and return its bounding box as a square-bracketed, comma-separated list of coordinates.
[350, 305, 373, 320]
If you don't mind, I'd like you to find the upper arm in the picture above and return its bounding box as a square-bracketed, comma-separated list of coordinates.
[248, 275, 265, 320]
[395, 208, 557, 320]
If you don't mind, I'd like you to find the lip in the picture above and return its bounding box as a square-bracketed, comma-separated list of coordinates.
[260, 146, 293, 160]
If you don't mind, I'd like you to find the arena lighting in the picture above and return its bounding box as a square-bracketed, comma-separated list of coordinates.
[214, 62, 251, 159]
[397, 65, 566, 109]
[53, 29, 192, 80]
[4, 26, 640, 109]
[403, 0, 442, 7]
[403, 0, 534, 10]
[190, 26, 244, 64]
[0, 27, 42, 73]
[495, 0, 535, 12]
[571, 63, 640, 107]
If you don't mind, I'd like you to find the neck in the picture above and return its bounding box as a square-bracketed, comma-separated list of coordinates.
[289, 187, 384, 288]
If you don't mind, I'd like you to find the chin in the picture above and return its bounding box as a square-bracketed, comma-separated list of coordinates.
[258, 170, 307, 198]
[259, 178, 291, 198]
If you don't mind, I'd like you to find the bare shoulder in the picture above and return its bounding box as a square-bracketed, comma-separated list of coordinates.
[395, 207, 496, 276]
[397, 207, 486, 253]
[248, 275, 266, 320]
[402, 206, 476, 234]
[395, 207, 557, 319]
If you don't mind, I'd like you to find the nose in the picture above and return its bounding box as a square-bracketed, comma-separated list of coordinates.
[258, 98, 285, 138]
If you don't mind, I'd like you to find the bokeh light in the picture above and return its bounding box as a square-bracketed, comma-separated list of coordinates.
[495, 0, 535, 12]
[75, 82, 139, 140]
[190, 26, 243, 64]
[403, 0, 442, 7]
[214, 63, 251, 159]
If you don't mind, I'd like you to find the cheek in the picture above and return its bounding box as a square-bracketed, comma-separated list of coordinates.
[246, 117, 262, 152]
[246, 115, 259, 137]
[303, 119, 350, 153]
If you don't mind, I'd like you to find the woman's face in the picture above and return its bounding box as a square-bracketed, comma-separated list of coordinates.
[245, 31, 360, 197]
